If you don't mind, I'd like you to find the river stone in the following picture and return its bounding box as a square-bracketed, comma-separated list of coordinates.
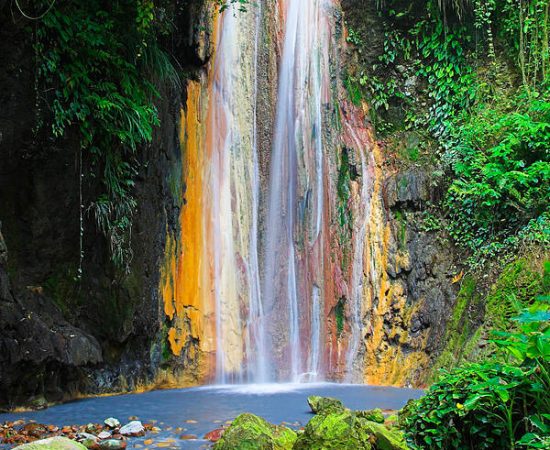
[356, 408, 385, 424]
[98, 440, 126, 450]
[119, 421, 144, 437]
[307, 396, 345, 415]
[76, 433, 98, 448]
[97, 431, 111, 440]
[213, 413, 296, 450]
[103, 418, 120, 429]
[293, 411, 372, 450]
[13, 437, 87, 450]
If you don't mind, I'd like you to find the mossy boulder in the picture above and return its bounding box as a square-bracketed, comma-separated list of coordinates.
[13, 437, 87, 450]
[307, 395, 345, 415]
[356, 408, 385, 424]
[294, 410, 408, 450]
[293, 411, 372, 449]
[362, 421, 408, 450]
[213, 413, 296, 450]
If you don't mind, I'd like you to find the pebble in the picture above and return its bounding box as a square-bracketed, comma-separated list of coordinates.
[179, 435, 197, 440]
[98, 431, 111, 440]
[143, 439, 153, 445]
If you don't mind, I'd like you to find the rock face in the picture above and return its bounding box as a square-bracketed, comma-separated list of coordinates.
[213, 414, 297, 450]
[0, 0, 213, 407]
[0, 222, 102, 406]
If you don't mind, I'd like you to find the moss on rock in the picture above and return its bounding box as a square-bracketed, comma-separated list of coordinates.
[307, 396, 345, 415]
[361, 420, 408, 450]
[294, 410, 407, 450]
[214, 413, 297, 450]
[293, 411, 372, 450]
[356, 408, 385, 424]
[13, 437, 87, 450]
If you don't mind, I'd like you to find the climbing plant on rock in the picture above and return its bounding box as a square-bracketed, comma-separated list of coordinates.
[33, 0, 178, 272]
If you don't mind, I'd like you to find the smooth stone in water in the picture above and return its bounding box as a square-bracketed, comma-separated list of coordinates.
[204, 428, 225, 442]
[103, 419, 120, 429]
[119, 421, 144, 437]
[76, 433, 98, 448]
[97, 432, 111, 440]
[13, 437, 87, 450]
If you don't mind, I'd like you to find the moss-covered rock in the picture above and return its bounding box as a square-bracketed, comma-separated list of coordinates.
[356, 408, 385, 424]
[307, 396, 345, 415]
[361, 420, 408, 450]
[13, 437, 87, 450]
[213, 413, 296, 450]
[293, 411, 372, 450]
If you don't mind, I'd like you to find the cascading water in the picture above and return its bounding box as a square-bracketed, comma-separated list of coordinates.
[205, 3, 263, 384]
[162, 0, 379, 386]
[262, 0, 331, 382]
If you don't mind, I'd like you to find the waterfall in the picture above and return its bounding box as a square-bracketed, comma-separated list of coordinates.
[262, 0, 329, 382]
[206, 3, 263, 384]
[164, 0, 374, 385]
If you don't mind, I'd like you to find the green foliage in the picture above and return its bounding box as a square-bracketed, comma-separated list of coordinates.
[335, 299, 345, 337]
[35, 0, 177, 271]
[485, 257, 547, 331]
[446, 84, 550, 258]
[402, 298, 550, 449]
[352, 0, 550, 261]
[216, 0, 249, 13]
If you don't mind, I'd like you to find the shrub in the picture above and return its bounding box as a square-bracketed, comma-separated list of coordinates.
[401, 297, 550, 449]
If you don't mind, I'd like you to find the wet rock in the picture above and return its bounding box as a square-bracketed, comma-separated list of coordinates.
[307, 396, 345, 415]
[12, 437, 87, 450]
[20, 423, 49, 438]
[118, 421, 144, 437]
[213, 413, 296, 450]
[179, 435, 197, 440]
[103, 419, 120, 430]
[98, 440, 126, 450]
[356, 408, 385, 424]
[76, 434, 99, 450]
[97, 432, 111, 440]
[204, 428, 225, 442]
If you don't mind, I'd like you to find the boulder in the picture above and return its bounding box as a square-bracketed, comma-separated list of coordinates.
[293, 411, 372, 450]
[213, 413, 296, 450]
[13, 437, 87, 450]
[361, 421, 408, 450]
[307, 396, 345, 415]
